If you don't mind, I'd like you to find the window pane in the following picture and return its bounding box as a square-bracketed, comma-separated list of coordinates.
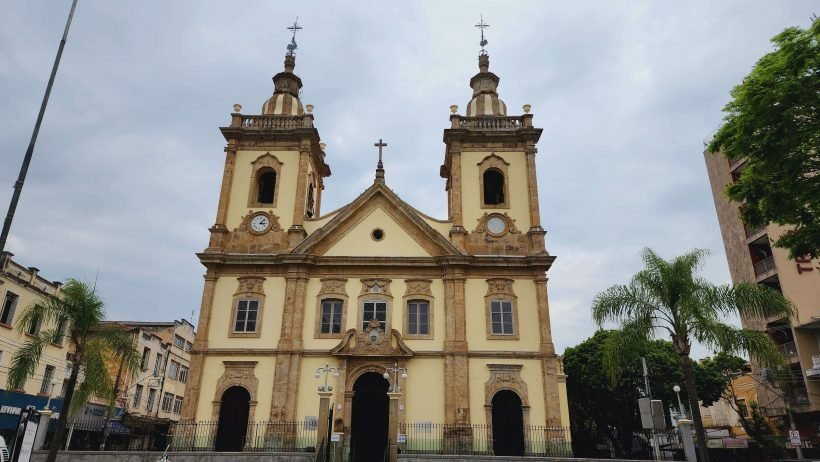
[419, 305, 429, 335]
[238, 300, 248, 311]
[492, 321, 502, 334]
[491, 311, 501, 323]
[408, 317, 417, 335]
[246, 319, 256, 332]
[235, 318, 244, 332]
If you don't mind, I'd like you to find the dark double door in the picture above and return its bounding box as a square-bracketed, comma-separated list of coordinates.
[492, 390, 525, 456]
[214, 386, 251, 452]
[350, 372, 389, 461]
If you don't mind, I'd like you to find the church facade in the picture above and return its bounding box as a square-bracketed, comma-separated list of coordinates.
[181, 47, 570, 458]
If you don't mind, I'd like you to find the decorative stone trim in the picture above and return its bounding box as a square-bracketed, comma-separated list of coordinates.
[357, 279, 393, 333]
[484, 278, 519, 340]
[402, 279, 434, 340]
[477, 153, 510, 209]
[484, 364, 531, 440]
[247, 153, 283, 208]
[211, 360, 259, 421]
[473, 212, 520, 238]
[314, 278, 348, 339]
[228, 276, 266, 338]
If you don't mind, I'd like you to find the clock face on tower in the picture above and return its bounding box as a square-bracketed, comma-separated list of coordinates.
[249, 213, 271, 234]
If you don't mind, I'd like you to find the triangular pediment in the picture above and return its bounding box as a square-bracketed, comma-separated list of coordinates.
[293, 182, 462, 257]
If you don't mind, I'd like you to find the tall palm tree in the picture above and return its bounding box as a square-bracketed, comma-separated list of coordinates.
[7, 279, 140, 462]
[592, 248, 795, 462]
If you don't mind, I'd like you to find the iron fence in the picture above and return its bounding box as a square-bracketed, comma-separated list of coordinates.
[43, 417, 170, 451]
[168, 420, 317, 452]
[629, 429, 686, 461]
[397, 422, 572, 457]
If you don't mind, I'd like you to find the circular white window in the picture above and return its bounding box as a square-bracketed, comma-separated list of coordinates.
[486, 215, 507, 236]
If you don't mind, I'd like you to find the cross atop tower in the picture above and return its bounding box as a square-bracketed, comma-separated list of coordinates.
[374, 138, 387, 183]
[475, 15, 489, 55]
[286, 17, 302, 56]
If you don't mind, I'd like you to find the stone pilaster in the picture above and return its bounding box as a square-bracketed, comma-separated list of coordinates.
[270, 266, 309, 421]
[181, 272, 218, 420]
[288, 142, 312, 247]
[214, 145, 237, 226]
[443, 265, 470, 424]
[387, 392, 401, 462]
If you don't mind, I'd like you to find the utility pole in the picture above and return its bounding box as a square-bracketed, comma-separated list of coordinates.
[0, 0, 78, 255]
[642, 357, 661, 461]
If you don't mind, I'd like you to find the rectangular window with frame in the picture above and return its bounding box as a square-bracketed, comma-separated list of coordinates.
[134, 384, 143, 407]
[0, 292, 18, 325]
[178, 365, 189, 384]
[185, 341, 193, 352]
[40, 365, 55, 395]
[362, 301, 387, 331]
[407, 300, 430, 336]
[161, 392, 174, 412]
[26, 314, 41, 336]
[168, 360, 180, 380]
[146, 388, 156, 412]
[490, 300, 514, 335]
[153, 353, 163, 376]
[173, 396, 183, 414]
[141, 347, 151, 371]
[234, 299, 259, 332]
[320, 299, 343, 334]
[53, 320, 66, 346]
[173, 335, 185, 349]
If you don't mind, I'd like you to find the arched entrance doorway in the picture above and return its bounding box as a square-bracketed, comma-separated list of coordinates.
[215, 386, 250, 451]
[350, 372, 389, 461]
[492, 390, 524, 456]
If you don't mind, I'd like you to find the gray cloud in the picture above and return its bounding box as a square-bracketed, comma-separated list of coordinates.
[1, 1, 814, 358]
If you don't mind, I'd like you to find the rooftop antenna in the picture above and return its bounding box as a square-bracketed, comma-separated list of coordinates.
[286, 17, 302, 56]
[475, 14, 489, 55]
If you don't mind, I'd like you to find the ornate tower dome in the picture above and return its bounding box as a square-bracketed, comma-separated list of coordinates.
[262, 54, 305, 116]
[465, 54, 507, 117]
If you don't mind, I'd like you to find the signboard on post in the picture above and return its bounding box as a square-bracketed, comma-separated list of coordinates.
[639, 398, 666, 430]
[788, 430, 801, 446]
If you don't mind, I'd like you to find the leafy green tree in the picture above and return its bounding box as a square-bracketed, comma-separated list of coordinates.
[708, 18, 820, 258]
[7, 279, 140, 462]
[564, 331, 737, 457]
[591, 248, 795, 462]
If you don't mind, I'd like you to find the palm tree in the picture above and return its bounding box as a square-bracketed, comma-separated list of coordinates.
[592, 248, 795, 462]
[7, 279, 140, 462]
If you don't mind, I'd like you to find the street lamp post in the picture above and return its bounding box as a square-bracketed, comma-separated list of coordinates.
[673, 385, 685, 419]
[383, 362, 408, 393]
[383, 362, 408, 462]
[314, 364, 340, 449]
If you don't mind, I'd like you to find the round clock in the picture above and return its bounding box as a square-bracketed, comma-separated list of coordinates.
[250, 213, 271, 234]
[486, 215, 507, 236]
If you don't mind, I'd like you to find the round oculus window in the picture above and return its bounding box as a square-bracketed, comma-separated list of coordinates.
[486, 215, 507, 235]
[371, 228, 385, 241]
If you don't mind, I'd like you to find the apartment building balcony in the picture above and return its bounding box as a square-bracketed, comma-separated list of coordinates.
[729, 156, 747, 170]
[744, 223, 768, 240]
[788, 387, 811, 407]
[777, 341, 799, 363]
[754, 256, 777, 277]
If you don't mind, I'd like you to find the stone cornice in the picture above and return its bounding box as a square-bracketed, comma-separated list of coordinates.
[197, 252, 555, 272]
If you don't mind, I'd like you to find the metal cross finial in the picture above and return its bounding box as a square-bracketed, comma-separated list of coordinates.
[475, 15, 490, 54]
[374, 139, 387, 182]
[374, 138, 387, 163]
[286, 17, 302, 56]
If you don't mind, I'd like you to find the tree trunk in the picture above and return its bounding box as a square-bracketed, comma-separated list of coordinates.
[679, 353, 710, 462]
[47, 357, 80, 462]
[99, 360, 124, 450]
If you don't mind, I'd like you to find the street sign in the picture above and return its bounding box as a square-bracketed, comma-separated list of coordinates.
[330, 432, 342, 442]
[788, 430, 800, 445]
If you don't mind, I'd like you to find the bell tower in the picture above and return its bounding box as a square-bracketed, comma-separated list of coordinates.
[441, 52, 545, 255]
[206, 50, 331, 254]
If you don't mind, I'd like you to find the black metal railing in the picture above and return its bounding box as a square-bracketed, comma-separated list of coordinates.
[398, 422, 572, 457]
[168, 420, 317, 452]
[754, 256, 777, 276]
[44, 417, 171, 451]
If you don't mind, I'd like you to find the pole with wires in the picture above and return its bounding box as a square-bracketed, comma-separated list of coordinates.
[0, 0, 78, 255]
[642, 357, 661, 460]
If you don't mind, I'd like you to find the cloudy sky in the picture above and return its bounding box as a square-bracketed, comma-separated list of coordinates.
[0, 1, 814, 357]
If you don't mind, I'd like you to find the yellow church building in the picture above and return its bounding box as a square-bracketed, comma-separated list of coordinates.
[180, 42, 571, 460]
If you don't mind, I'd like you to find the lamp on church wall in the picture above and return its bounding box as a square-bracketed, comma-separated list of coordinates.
[314, 363, 340, 392]
[383, 362, 408, 393]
